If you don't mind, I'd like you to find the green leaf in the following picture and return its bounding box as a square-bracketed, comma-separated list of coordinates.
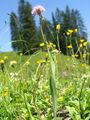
[49, 76, 57, 119]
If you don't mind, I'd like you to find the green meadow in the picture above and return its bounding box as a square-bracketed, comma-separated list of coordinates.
[0, 50, 90, 120]
[0, 2, 90, 119]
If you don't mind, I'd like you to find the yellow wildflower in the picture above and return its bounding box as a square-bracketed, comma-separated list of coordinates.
[66, 32, 71, 36]
[45, 53, 48, 57]
[55, 60, 58, 64]
[68, 29, 73, 34]
[82, 63, 87, 67]
[80, 39, 84, 43]
[72, 54, 75, 57]
[75, 54, 78, 57]
[25, 61, 30, 65]
[74, 29, 78, 33]
[72, 54, 78, 57]
[40, 43, 45, 47]
[47, 60, 50, 63]
[66, 29, 74, 35]
[3, 91, 9, 97]
[45, 53, 49, 61]
[57, 96, 64, 102]
[80, 44, 83, 48]
[49, 42, 53, 46]
[83, 54, 87, 58]
[47, 42, 53, 48]
[56, 24, 60, 31]
[4, 56, 8, 61]
[37, 60, 46, 64]
[0, 60, 4, 64]
[53, 44, 56, 48]
[46, 97, 50, 103]
[83, 41, 88, 46]
[67, 45, 73, 49]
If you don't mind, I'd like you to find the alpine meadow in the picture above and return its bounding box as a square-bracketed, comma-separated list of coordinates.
[0, 0, 90, 120]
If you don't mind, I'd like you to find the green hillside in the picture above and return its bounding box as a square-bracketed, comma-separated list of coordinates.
[0, 51, 90, 119]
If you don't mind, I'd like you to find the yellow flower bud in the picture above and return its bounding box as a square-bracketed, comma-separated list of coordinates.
[66, 32, 70, 36]
[40, 43, 45, 47]
[80, 44, 83, 48]
[83, 41, 88, 46]
[67, 45, 73, 49]
[0, 60, 4, 64]
[74, 29, 78, 33]
[4, 56, 8, 60]
[68, 29, 73, 33]
[80, 39, 84, 43]
[25, 61, 30, 65]
[83, 54, 87, 58]
[56, 24, 60, 31]
[37, 60, 46, 64]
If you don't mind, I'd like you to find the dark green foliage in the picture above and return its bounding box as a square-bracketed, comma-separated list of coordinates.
[52, 6, 87, 54]
[10, 0, 39, 54]
[18, 0, 39, 54]
[10, 12, 20, 51]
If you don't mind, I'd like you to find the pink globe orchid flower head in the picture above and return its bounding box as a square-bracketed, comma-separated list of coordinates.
[32, 5, 45, 16]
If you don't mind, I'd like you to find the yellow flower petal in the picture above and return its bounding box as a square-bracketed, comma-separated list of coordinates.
[37, 60, 46, 64]
[4, 56, 8, 60]
[83, 54, 87, 58]
[80, 44, 83, 48]
[80, 39, 84, 43]
[66, 32, 70, 36]
[67, 45, 73, 49]
[56, 24, 60, 31]
[40, 43, 45, 47]
[68, 29, 73, 33]
[74, 29, 78, 33]
[0, 60, 4, 64]
[83, 41, 88, 46]
[25, 61, 30, 65]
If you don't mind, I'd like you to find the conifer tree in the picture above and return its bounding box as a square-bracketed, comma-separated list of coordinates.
[10, 12, 20, 51]
[52, 6, 87, 54]
[18, 0, 39, 54]
[10, 0, 39, 54]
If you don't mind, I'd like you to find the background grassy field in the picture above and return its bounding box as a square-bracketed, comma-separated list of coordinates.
[0, 51, 90, 120]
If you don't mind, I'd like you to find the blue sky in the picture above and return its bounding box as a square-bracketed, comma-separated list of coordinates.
[0, 0, 90, 52]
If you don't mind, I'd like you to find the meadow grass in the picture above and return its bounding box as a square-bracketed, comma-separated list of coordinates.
[0, 5, 90, 120]
[0, 50, 90, 120]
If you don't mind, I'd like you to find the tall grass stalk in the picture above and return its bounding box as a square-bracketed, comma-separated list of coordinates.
[23, 93, 33, 120]
[78, 77, 86, 119]
[40, 17, 57, 119]
[56, 32, 61, 52]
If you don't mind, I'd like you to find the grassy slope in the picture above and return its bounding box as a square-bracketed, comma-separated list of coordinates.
[0, 50, 89, 82]
[0, 51, 90, 91]
[0, 51, 90, 119]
